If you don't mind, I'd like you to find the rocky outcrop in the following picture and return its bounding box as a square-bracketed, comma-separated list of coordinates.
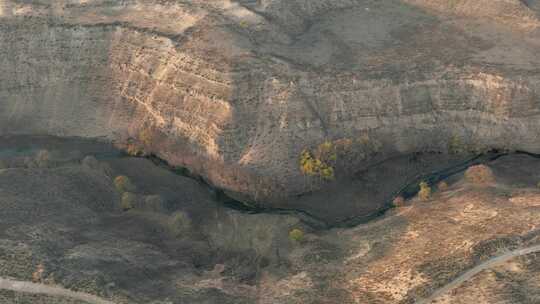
[1, 0, 540, 200]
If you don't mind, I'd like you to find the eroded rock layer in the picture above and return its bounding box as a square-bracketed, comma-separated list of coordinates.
[1, 0, 540, 199]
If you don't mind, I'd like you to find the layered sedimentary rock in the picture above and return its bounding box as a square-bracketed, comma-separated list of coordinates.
[1, 0, 539, 199]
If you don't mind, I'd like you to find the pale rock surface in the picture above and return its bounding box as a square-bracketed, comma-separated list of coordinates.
[1, 0, 540, 199]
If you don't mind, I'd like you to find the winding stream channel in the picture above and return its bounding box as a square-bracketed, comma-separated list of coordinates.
[1, 135, 539, 230]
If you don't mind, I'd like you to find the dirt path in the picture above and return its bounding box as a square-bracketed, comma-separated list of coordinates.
[416, 244, 540, 304]
[0, 278, 116, 304]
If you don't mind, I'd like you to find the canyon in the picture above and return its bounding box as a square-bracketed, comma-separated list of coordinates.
[1, 0, 540, 201]
[2, 1, 540, 303]
[1, 137, 540, 303]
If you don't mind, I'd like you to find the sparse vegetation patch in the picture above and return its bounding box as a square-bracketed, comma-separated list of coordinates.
[121, 192, 137, 211]
[464, 164, 495, 185]
[418, 181, 431, 201]
[393, 196, 405, 207]
[300, 143, 335, 180]
[289, 228, 304, 243]
[114, 175, 137, 193]
[168, 211, 192, 236]
[437, 181, 449, 191]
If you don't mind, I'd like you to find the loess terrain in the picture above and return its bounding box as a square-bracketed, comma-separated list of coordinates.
[1, 1, 540, 303]
[0, 137, 540, 303]
[1, 0, 540, 200]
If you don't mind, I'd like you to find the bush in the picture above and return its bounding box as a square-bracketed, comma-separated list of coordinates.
[299, 144, 335, 181]
[83, 156, 113, 177]
[418, 181, 431, 201]
[464, 165, 495, 185]
[168, 211, 192, 236]
[437, 181, 449, 191]
[448, 135, 465, 154]
[81, 155, 100, 169]
[126, 143, 144, 156]
[23, 156, 37, 168]
[289, 228, 304, 242]
[358, 133, 382, 155]
[139, 129, 153, 147]
[35, 150, 50, 168]
[144, 194, 166, 212]
[23, 150, 52, 168]
[32, 263, 45, 283]
[114, 175, 137, 193]
[121, 192, 138, 211]
[0, 159, 6, 169]
[393, 196, 405, 207]
[125, 129, 154, 156]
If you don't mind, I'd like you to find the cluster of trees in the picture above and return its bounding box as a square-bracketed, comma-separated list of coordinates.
[298, 135, 382, 181]
[299, 141, 337, 180]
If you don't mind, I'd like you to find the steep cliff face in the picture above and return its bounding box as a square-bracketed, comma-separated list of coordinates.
[1, 0, 539, 200]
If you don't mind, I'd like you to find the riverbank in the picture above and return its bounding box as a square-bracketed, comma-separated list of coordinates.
[2, 135, 540, 302]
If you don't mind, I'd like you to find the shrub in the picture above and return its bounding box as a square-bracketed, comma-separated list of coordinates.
[114, 175, 136, 193]
[418, 181, 431, 201]
[144, 194, 166, 212]
[448, 135, 465, 154]
[299, 143, 336, 181]
[537, 181, 540, 189]
[81, 155, 100, 170]
[334, 138, 353, 151]
[35, 150, 50, 168]
[300, 149, 317, 176]
[393, 196, 405, 207]
[315, 141, 337, 162]
[32, 263, 45, 283]
[0, 159, 6, 169]
[168, 211, 192, 236]
[126, 143, 143, 156]
[23, 156, 37, 168]
[121, 192, 137, 211]
[320, 166, 335, 180]
[139, 128, 153, 147]
[83, 156, 113, 177]
[358, 133, 382, 155]
[22, 150, 51, 168]
[289, 228, 304, 242]
[437, 181, 449, 191]
[464, 165, 495, 185]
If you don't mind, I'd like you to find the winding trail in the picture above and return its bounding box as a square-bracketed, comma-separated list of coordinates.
[416, 244, 540, 304]
[0, 278, 116, 304]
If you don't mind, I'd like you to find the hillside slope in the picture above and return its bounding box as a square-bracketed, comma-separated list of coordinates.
[1, 0, 539, 199]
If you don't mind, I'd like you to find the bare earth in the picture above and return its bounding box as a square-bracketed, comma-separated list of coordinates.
[1, 137, 540, 303]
